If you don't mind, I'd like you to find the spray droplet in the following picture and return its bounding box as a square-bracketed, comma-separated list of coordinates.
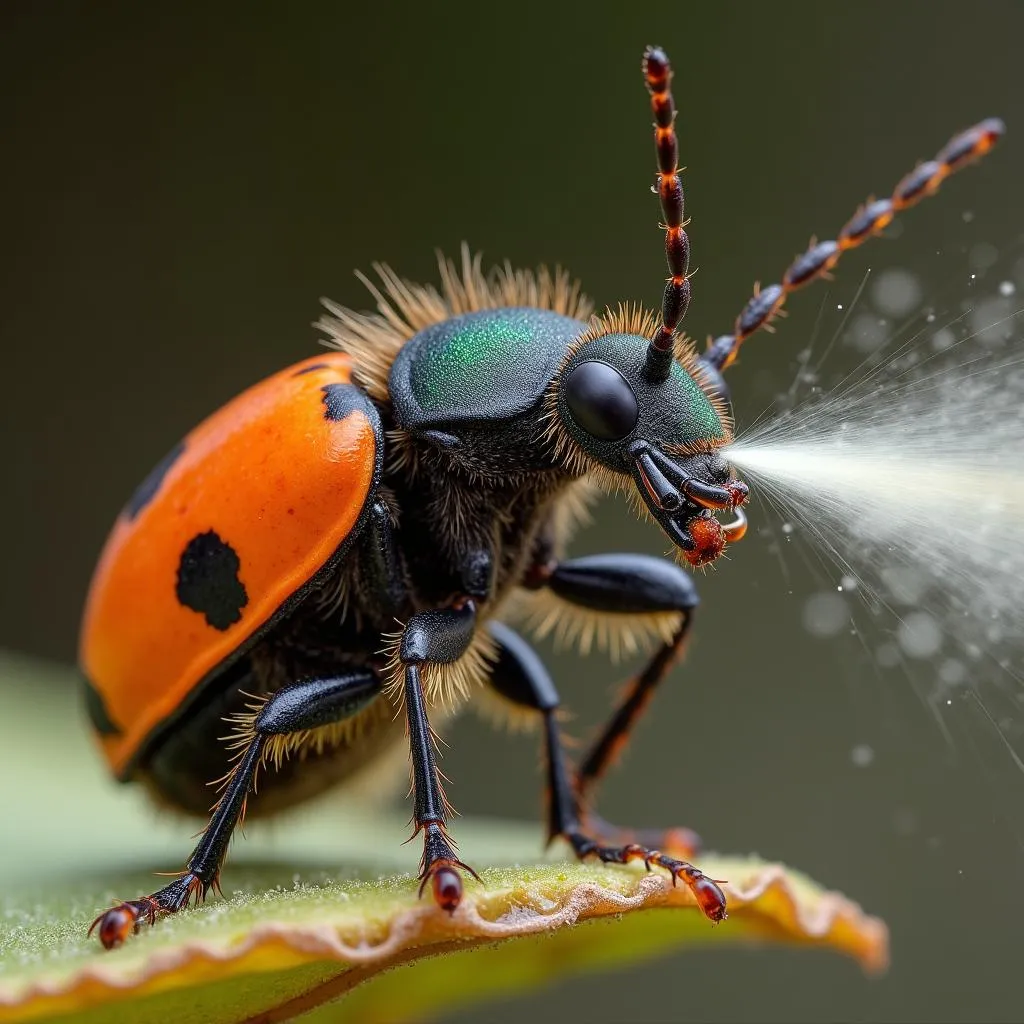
[840, 575, 858, 592]
[726, 297, 1024, 687]
[872, 268, 922, 317]
[802, 592, 849, 638]
[898, 612, 942, 659]
[846, 312, 888, 353]
[968, 241, 999, 273]
[851, 744, 875, 767]
[969, 295, 1015, 345]
[999, 280, 1016, 297]
[938, 659, 967, 686]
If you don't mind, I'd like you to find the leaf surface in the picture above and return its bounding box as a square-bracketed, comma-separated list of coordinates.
[0, 653, 888, 1023]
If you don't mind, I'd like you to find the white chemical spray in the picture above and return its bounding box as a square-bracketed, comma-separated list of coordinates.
[725, 261, 1024, 698]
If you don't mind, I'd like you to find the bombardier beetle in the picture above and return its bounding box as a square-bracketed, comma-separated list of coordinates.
[81, 45, 1004, 948]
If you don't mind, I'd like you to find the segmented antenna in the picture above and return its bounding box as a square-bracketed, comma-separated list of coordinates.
[706, 117, 1006, 373]
[643, 45, 689, 383]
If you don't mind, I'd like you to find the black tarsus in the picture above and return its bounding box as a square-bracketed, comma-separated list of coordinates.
[544, 552, 699, 615]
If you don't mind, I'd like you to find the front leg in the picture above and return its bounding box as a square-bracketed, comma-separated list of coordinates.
[525, 552, 702, 852]
[488, 622, 726, 922]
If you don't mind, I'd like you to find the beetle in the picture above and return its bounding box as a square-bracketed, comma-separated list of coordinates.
[82, 45, 1003, 948]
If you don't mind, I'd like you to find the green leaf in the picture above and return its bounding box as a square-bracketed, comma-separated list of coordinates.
[0, 653, 888, 1023]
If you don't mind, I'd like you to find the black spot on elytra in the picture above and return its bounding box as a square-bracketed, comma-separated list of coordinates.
[175, 530, 248, 631]
[321, 383, 362, 422]
[82, 675, 121, 735]
[125, 440, 185, 520]
[293, 362, 330, 377]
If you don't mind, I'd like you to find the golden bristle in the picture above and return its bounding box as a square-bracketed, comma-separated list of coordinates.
[380, 624, 499, 714]
[472, 685, 545, 735]
[214, 693, 392, 802]
[566, 302, 661, 353]
[559, 302, 705, 375]
[502, 590, 684, 664]
[317, 244, 593, 402]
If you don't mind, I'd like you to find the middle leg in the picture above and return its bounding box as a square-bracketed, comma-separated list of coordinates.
[395, 599, 485, 912]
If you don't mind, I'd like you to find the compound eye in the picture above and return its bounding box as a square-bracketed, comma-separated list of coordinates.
[563, 360, 639, 441]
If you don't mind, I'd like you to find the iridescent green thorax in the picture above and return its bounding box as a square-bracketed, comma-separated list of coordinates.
[389, 308, 586, 430]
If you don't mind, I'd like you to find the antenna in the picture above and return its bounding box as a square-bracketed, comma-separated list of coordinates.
[705, 117, 1005, 372]
[642, 45, 688, 383]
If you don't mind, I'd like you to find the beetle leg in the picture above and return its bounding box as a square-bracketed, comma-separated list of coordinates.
[521, 552, 707, 856]
[88, 670, 381, 948]
[533, 553, 699, 797]
[486, 622, 725, 922]
[397, 601, 482, 913]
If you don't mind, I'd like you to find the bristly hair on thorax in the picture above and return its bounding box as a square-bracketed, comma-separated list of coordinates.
[317, 246, 731, 540]
[317, 244, 595, 403]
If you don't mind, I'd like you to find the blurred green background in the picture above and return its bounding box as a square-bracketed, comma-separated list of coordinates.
[3, 2, 1023, 1021]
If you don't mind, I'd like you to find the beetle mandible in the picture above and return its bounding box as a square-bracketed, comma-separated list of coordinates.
[81, 46, 1003, 947]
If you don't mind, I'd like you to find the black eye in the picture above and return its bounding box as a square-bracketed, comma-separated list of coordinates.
[563, 360, 639, 441]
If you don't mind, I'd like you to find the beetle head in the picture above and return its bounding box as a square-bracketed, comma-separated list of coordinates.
[548, 309, 747, 566]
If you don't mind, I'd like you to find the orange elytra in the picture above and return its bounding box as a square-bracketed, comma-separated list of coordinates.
[80, 353, 381, 779]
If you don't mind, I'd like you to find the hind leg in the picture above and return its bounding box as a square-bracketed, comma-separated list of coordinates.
[90, 670, 380, 948]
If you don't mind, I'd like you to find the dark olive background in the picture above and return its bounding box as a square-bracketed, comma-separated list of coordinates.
[3, 3, 1024, 1021]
